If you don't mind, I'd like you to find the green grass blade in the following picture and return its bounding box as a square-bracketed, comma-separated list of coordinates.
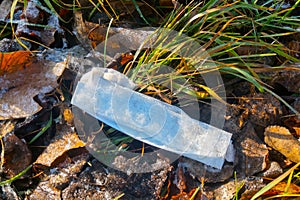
[0, 164, 32, 186]
[221, 67, 264, 92]
[250, 162, 300, 200]
[43, 0, 71, 23]
[281, 0, 300, 20]
[131, 0, 150, 25]
[29, 113, 52, 144]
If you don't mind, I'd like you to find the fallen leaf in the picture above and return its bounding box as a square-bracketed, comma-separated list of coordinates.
[27, 181, 61, 200]
[261, 161, 283, 178]
[262, 182, 300, 196]
[88, 25, 115, 48]
[106, 52, 135, 71]
[108, 0, 147, 15]
[63, 108, 74, 125]
[1, 122, 32, 178]
[0, 51, 34, 75]
[0, 59, 65, 120]
[15, 1, 64, 47]
[170, 186, 202, 200]
[0, 0, 12, 20]
[239, 93, 282, 127]
[74, 11, 155, 54]
[284, 116, 300, 137]
[170, 192, 190, 200]
[73, 11, 115, 49]
[29, 152, 89, 200]
[34, 124, 85, 167]
[264, 125, 300, 163]
[176, 165, 186, 192]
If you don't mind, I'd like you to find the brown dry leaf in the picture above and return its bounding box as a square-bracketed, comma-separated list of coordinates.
[170, 192, 190, 200]
[170, 165, 192, 200]
[0, 59, 65, 120]
[15, 1, 63, 47]
[87, 25, 115, 48]
[0, 51, 34, 75]
[74, 11, 155, 52]
[264, 125, 300, 163]
[107, 0, 154, 22]
[1, 122, 32, 178]
[170, 187, 202, 200]
[35, 124, 85, 167]
[29, 153, 89, 200]
[3, 133, 32, 177]
[263, 182, 300, 196]
[73, 11, 114, 49]
[239, 93, 282, 127]
[159, 0, 174, 6]
[284, 116, 300, 137]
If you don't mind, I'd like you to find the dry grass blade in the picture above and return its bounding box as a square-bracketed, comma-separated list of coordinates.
[10, 0, 30, 50]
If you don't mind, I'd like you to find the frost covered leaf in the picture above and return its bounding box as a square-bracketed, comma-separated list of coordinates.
[0, 58, 65, 120]
[0, 0, 11, 19]
[34, 124, 85, 167]
[15, 1, 64, 47]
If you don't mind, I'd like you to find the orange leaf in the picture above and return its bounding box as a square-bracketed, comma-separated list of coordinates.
[34, 127, 85, 167]
[63, 108, 74, 125]
[0, 51, 34, 75]
[263, 182, 300, 196]
[88, 25, 107, 48]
